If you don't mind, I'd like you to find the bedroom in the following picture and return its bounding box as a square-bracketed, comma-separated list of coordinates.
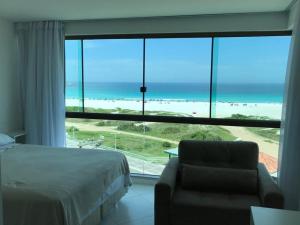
[0, 0, 300, 225]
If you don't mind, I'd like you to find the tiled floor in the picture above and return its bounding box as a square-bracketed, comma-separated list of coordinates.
[101, 184, 154, 225]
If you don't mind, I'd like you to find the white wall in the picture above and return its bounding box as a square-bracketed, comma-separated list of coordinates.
[0, 18, 21, 132]
[288, 0, 299, 29]
[65, 11, 289, 36]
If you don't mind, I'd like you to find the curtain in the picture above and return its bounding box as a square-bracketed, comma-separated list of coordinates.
[278, 3, 300, 210]
[16, 21, 65, 147]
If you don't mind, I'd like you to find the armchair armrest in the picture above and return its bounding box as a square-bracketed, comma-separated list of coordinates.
[258, 163, 284, 208]
[155, 157, 179, 225]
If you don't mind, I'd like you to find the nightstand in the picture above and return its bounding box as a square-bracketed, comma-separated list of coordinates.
[7, 130, 26, 144]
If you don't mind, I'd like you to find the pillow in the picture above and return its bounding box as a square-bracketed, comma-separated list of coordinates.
[181, 164, 258, 194]
[0, 133, 15, 146]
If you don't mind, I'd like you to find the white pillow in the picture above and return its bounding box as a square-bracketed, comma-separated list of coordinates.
[0, 133, 15, 146]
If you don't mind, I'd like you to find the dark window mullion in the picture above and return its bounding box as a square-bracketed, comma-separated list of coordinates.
[142, 38, 146, 115]
[66, 112, 281, 128]
[209, 37, 214, 119]
[81, 40, 85, 112]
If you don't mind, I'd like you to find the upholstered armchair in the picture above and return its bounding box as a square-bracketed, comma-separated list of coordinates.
[155, 140, 283, 225]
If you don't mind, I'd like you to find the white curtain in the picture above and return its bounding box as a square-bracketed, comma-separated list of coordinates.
[278, 3, 300, 210]
[16, 21, 65, 147]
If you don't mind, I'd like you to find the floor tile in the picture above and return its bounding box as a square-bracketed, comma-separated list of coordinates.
[102, 184, 154, 225]
[117, 215, 154, 225]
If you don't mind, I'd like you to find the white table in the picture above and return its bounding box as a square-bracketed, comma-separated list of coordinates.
[251, 206, 300, 225]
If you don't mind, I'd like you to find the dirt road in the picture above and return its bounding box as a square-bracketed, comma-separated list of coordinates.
[222, 126, 279, 158]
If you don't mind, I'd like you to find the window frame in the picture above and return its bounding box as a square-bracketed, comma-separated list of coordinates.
[65, 31, 291, 128]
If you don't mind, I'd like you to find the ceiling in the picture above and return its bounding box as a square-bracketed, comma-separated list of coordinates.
[0, 0, 295, 22]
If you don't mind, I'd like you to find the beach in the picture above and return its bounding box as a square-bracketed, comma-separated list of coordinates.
[66, 99, 282, 120]
[65, 98, 282, 173]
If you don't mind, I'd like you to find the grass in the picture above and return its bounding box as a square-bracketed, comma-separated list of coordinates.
[68, 118, 236, 142]
[65, 107, 280, 171]
[66, 112, 278, 160]
[68, 130, 176, 158]
[247, 127, 280, 142]
[66, 106, 189, 117]
[228, 114, 280, 142]
[66, 117, 236, 160]
[228, 113, 271, 120]
[137, 123, 235, 141]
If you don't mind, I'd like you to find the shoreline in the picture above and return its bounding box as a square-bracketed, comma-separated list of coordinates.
[66, 97, 282, 103]
[66, 99, 282, 120]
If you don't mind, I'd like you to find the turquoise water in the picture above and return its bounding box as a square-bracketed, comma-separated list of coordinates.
[66, 82, 284, 103]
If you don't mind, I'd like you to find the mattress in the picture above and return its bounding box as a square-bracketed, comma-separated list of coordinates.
[1, 144, 131, 225]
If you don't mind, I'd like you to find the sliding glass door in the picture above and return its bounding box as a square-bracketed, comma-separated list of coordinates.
[65, 40, 83, 112]
[211, 36, 290, 120]
[66, 35, 290, 121]
[144, 38, 211, 117]
[82, 39, 144, 114]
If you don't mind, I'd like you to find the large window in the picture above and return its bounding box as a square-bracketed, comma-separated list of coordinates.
[65, 35, 291, 121]
[65, 33, 291, 176]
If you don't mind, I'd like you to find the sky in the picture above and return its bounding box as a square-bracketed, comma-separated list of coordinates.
[65, 36, 291, 84]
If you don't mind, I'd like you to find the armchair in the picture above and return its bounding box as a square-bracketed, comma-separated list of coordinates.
[155, 140, 283, 225]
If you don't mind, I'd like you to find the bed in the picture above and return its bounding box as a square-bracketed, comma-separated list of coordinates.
[1, 143, 131, 225]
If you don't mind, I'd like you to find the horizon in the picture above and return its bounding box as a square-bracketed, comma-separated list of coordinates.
[66, 81, 286, 85]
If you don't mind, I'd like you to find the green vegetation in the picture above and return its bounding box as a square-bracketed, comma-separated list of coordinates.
[66, 118, 98, 124]
[132, 123, 235, 142]
[66, 106, 134, 114]
[162, 142, 172, 148]
[66, 126, 79, 132]
[66, 106, 189, 117]
[117, 122, 151, 132]
[228, 114, 279, 142]
[144, 111, 189, 117]
[65, 106, 83, 112]
[248, 127, 280, 142]
[67, 129, 176, 158]
[66, 117, 236, 159]
[228, 113, 270, 120]
[96, 120, 120, 127]
[65, 112, 279, 162]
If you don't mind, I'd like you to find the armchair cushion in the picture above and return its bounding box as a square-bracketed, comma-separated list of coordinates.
[179, 140, 259, 170]
[181, 164, 258, 194]
[170, 188, 260, 225]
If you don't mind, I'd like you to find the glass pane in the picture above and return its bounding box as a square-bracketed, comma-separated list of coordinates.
[65, 118, 279, 175]
[212, 36, 291, 120]
[145, 38, 211, 117]
[83, 39, 143, 114]
[65, 40, 83, 112]
[222, 126, 280, 175]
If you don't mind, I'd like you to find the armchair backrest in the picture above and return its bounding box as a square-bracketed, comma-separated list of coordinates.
[179, 140, 258, 170]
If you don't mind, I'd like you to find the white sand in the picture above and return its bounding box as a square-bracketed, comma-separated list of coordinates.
[66, 99, 282, 120]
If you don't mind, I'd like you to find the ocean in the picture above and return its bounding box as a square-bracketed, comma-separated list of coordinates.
[66, 82, 284, 103]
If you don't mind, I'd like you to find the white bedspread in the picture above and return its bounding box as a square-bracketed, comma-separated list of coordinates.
[1, 144, 131, 225]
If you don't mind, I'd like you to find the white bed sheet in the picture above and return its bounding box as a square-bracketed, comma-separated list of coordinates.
[1, 144, 131, 225]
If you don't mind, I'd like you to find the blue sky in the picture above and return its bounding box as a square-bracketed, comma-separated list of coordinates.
[65, 36, 291, 84]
